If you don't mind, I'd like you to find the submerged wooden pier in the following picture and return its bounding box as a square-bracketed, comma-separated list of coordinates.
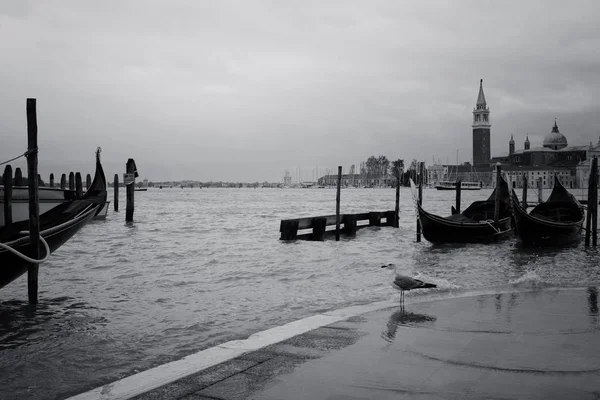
[280, 210, 397, 241]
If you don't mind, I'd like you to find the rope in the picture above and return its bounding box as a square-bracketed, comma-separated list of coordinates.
[0, 232, 50, 264]
[1, 151, 27, 166]
[483, 219, 501, 234]
[0, 148, 37, 167]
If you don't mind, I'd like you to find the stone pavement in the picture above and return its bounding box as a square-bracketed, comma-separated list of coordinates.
[71, 287, 600, 400]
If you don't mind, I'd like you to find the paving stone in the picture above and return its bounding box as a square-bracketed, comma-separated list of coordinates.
[236, 350, 277, 363]
[278, 330, 358, 351]
[261, 343, 327, 359]
[197, 373, 283, 400]
[131, 359, 257, 400]
[306, 326, 363, 339]
[244, 356, 304, 379]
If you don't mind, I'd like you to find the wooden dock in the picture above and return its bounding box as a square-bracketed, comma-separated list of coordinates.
[280, 210, 397, 241]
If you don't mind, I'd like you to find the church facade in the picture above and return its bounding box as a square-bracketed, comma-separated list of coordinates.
[492, 120, 600, 189]
[427, 79, 599, 189]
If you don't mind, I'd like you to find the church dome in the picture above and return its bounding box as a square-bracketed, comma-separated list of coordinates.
[542, 120, 567, 150]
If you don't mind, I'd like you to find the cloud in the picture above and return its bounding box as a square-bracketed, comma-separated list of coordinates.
[1, 0, 600, 181]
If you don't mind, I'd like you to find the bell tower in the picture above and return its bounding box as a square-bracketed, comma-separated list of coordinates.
[472, 79, 491, 167]
[509, 134, 515, 155]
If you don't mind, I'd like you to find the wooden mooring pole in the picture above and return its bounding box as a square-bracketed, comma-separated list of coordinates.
[75, 172, 83, 198]
[114, 174, 119, 211]
[522, 174, 528, 208]
[125, 159, 135, 222]
[416, 163, 423, 242]
[336, 166, 342, 241]
[455, 180, 461, 214]
[494, 163, 501, 228]
[3, 165, 13, 226]
[537, 178, 543, 203]
[86, 173, 92, 191]
[60, 173, 66, 189]
[69, 172, 75, 191]
[586, 157, 598, 247]
[593, 158, 598, 247]
[14, 168, 23, 186]
[49, 173, 54, 188]
[26, 98, 40, 305]
[394, 170, 400, 228]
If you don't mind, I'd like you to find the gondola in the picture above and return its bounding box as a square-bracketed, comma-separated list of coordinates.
[0, 148, 107, 289]
[410, 175, 512, 244]
[511, 175, 584, 246]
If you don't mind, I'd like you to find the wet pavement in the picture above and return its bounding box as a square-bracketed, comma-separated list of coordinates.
[71, 287, 600, 400]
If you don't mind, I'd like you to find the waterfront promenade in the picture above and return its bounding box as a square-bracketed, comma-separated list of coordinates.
[68, 286, 600, 400]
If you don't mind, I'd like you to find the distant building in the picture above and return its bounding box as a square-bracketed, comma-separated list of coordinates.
[494, 120, 600, 188]
[283, 170, 292, 186]
[427, 163, 486, 187]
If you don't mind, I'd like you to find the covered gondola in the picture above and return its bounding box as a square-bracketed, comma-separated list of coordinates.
[0, 148, 107, 289]
[511, 175, 584, 246]
[411, 175, 512, 244]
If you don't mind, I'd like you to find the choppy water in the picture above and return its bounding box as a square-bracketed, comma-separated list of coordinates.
[0, 187, 599, 400]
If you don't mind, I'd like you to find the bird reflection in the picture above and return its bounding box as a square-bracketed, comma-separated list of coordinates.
[382, 306, 436, 344]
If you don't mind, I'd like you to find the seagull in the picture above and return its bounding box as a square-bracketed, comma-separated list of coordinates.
[381, 263, 437, 304]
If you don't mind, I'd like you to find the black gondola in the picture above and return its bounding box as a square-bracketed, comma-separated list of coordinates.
[411, 175, 512, 244]
[0, 148, 107, 289]
[511, 175, 584, 246]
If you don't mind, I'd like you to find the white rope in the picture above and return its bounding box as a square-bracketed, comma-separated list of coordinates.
[483, 219, 501, 234]
[0, 232, 50, 264]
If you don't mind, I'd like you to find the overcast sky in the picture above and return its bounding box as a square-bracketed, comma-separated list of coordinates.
[2, 1, 600, 182]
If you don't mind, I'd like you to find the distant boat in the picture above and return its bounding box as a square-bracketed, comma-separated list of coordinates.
[511, 175, 584, 246]
[434, 181, 481, 191]
[134, 188, 147, 192]
[0, 148, 107, 289]
[411, 175, 512, 243]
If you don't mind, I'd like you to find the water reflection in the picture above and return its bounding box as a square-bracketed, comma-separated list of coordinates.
[381, 306, 436, 344]
[588, 287, 599, 327]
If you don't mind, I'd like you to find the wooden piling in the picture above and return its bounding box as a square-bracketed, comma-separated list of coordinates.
[26, 98, 40, 305]
[537, 178, 543, 203]
[75, 172, 83, 198]
[336, 166, 342, 241]
[368, 211, 381, 226]
[494, 163, 502, 227]
[126, 158, 135, 222]
[37, 174, 43, 187]
[3, 165, 13, 226]
[342, 214, 357, 236]
[49, 173, 54, 188]
[384, 210, 396, 227]
[69, 172, 75, 191]
[14, 168, 23, 186]
[522, 174, 528, 208]
[114, 174, 119, 211]
[86, 173, 92, 190]
[60, 173, 66, 189]
[417, 165, 423, 243]
[587, 157, 598, 247]
[455, 180, 462, 214]
[394, 171, 400, 228]
[593, 158, 598, 246]
[280, 220, 299, 240]
[312, 217, 326, 241]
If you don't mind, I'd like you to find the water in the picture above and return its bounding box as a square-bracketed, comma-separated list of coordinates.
[0, 187, 598, 400]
